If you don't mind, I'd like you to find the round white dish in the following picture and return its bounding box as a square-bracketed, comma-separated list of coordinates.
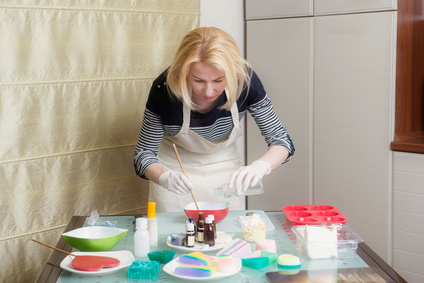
[60, 250, 134, 276]
[163, 256, 241, 281]
[166, 235, 225, 252]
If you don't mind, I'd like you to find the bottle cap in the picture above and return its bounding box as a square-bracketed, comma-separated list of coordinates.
[207, 214, 215, 221]
[136, 217, 147, 229]
[205, 217, 213, 224]
[148, 202, 156, 218]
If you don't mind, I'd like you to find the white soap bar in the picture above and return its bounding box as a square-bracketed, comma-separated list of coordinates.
[216, 238, 252, 258]
[304, 225, 338, 259]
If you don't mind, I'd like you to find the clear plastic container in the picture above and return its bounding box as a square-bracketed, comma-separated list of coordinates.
[240, 214, 267, 242]
[214, 181, 264, 198]
[291, 224, 362, 259]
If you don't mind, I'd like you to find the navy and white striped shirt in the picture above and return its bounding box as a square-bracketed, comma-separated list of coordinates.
[134, 69, 294, 179]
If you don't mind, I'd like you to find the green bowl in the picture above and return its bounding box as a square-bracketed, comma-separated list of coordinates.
[61, 226, 128, 252]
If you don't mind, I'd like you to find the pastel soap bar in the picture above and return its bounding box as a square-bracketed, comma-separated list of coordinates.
[242, 257, 269, 269]
[216, 238, 252, 258]
[179, 252, 214, 266]
[278, 254, 301, 269]
[213, 255, 237, 273]
[174, 264, 216, 278]
[256, 239, 276, 253]
[241, 250, 277, 269]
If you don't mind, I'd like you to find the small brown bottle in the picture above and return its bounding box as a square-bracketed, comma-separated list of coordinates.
[197, 219, 205, 243]
[204, 216, 215, 247]
[196, 212, 205, 240]
[207, 214, 217, 239]
[186, 223, 195, 247]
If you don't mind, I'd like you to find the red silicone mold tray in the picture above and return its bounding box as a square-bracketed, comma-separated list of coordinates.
[282, 205, 348, 225]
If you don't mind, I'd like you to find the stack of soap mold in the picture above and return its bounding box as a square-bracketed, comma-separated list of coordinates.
[282, 205, 348, 225]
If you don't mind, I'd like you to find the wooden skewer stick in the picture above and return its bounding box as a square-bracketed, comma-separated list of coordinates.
[31, 239, 76, 257]
[172, 143, 200, 210]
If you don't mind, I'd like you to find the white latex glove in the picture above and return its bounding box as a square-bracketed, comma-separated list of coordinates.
[229, 160, 271, 192]
[159, 169, 193, 195]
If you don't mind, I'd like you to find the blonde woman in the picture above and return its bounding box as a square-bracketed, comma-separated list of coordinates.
[134, 27, 294, 212]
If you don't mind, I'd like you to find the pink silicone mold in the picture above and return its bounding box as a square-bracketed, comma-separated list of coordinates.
[282, 205, 348, 225]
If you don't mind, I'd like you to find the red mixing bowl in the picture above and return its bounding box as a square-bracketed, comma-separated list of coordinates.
[184, 201, 230, 223]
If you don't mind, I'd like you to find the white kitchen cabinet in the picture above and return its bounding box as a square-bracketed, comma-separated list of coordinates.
[246, 17, 314, 209]
[245, 0, 313, 20]
[314, 0, 397, 15]
[313, 11, 397, 261]
[246, 5, 397, 263]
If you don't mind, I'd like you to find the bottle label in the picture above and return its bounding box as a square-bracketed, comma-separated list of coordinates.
[197, 231, 204, 243]
[187, 235, 195, 247]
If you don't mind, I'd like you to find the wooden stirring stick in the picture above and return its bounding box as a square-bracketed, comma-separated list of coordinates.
[31, 239, 76, 257]
[172, 143, 200, 210]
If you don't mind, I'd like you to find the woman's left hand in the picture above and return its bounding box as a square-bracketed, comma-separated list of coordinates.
[229, 160, 271, 192]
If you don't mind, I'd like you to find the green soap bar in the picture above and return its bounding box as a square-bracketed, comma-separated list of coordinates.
[242, 257, 269, 269]
[278, 263, 301, 269]
[127, 260, 160, 279]
[261, 251, 278, 265]
[148, 249, 176, 264]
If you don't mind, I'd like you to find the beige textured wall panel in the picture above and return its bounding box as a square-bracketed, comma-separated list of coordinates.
[0, 0, 200, 281]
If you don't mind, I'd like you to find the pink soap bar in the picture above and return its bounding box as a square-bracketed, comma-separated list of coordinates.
[217, 238, 252, 258]
[256, 239, 276, 253]
[213, 255, 236, 273]
[72, 255, 120, 271]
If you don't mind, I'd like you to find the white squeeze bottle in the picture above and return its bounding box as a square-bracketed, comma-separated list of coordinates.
[134, 217, 150, 257]
[147, 201, 158, 247]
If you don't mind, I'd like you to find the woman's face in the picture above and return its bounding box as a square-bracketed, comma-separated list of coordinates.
[188, 62, 226, 108]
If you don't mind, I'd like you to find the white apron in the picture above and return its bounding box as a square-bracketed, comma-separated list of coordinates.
[150, 94, 244, 212]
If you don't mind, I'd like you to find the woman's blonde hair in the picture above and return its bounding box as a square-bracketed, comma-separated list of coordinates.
[167, 27, 251, 111]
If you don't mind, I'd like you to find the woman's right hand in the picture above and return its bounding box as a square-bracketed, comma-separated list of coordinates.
[159, 169, 193, 195]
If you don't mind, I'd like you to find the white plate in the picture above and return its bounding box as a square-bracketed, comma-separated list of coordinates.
[163, 256, 241, 281]
[166, 235, 225, 252]
[60, 250, 134, 276]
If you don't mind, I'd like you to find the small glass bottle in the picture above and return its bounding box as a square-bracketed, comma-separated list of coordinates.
[207, 214, 217, 239]
[186, 223, 195, 248]
[197, 219, 205, 243]
[204, 216, 215, 247]
[214, 181, 264, 198]
[187, 216, 196, 234]
[196, 212, 205, 239]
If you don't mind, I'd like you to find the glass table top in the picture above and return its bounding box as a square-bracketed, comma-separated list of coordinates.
[57, 211, 369, 283]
